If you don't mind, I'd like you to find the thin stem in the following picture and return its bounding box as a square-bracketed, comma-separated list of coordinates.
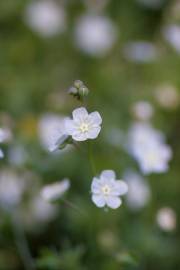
[11, 211, 35, 270]
[60, 197, 88, 218]
[88, 141, 96, 176]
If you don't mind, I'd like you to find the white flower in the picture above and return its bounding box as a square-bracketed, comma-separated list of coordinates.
[156, 207, 176, 232]
[41, 178, 70, 201]
[38, 114, 68, 152]
[65, 107, 102, 141]
[91, 170, 128, 209]
[128, 122, 172, 174]
[0, 128, 12, 143]
[132, 101, 154, 121]
[124, 171, 151, 211]
[24, 0, 66, 37]
[0, 149, 4, 159]
[163, 24, 180, 53]
[74, 15, 117, 57]
[0, 170, 26, 208]
[123, 41, 158, 63]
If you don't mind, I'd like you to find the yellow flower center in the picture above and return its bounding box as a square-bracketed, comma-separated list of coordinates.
[79, 122, 89, 133]
[102, 185, 111, 195]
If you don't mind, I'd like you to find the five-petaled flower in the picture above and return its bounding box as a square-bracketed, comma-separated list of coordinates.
[65, 107, 102, 141]
[91, 170, 128, 209]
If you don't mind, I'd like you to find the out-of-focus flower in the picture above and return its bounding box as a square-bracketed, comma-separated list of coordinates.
[74, 14, 117, 57]
[128, 122, 172, 174]
[163, 24, 180, 53]
[0, 128, 12, 143]
[91, 170, 128, 209]
[123, 41, 158, 63]
[29, 196, 58, 223]
[0, 170, 26, 208]
[38, 114, 68, 152]
[154, 84, 179, 109]
[41, 178, 70, 202]
[65, 107, 102, 141]
[24, 0, 66, 37]
[136, 0, 165, 9]
[156, 207, 176, 231]
[124, 171, 151, 210]
[0, 149, 4, 158]
[8, 145, 28, 166]
[132, 101, 154, 121]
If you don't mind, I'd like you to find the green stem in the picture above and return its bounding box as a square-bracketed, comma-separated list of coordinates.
[88, 141, 96, 176]
[11, 211, 35, 270]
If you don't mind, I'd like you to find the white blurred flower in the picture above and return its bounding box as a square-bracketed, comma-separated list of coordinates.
[132, 101, 154, 121]
[38, 114, 68, 152]
[124, 171, 151, 210]
[30, 196, 58, 222]
[0, 149, 4, 159]
[65, 107, 102, 141]
[163, 24, 180, 53]
[154, 84, 179, 109]
[123, 41, 158, 63]
[0, 170, 26, 208]
[156, 207, 176, 231]
[0, 128, 12, 143]
[91, 170, 128, 209]
[128, 123, 172, 174]
[74, 14, 117, 57]
[8, 145, 28, 166]
[24, 0, 66, 37]
[41, 178, 70, 201]
[136, 0, 165, 9]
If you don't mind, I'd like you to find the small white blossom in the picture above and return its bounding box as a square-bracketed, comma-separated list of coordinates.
[0, 170, 26, 208]
[163, 24, 180, 53]
[156, 207, 176, 232]
[123, 41, 158, 63]
[74, 15, 117, 57]
[65, 107, 102, 141]
[132, 101, 154, 121]
[0, 128, 12, 143]
[91, 170, 128, 209]
[38, 114, 68, 152]
[24, 0, 66, 37]
[124, 171, 151, 211]
[128, 123, 172, 174]
[41, 178, 70, 201]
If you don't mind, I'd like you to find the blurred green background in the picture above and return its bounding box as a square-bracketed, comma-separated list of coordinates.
[0, 0, 180, 269]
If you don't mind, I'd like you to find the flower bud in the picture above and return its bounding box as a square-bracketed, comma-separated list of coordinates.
[79, 86, 89, 97]
[68, 87, 78, 95]
[74, 80, 83, 89]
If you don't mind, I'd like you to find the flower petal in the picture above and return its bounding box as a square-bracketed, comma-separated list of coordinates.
[72, 107, 88, 121]
[92, 194, 106, 208]
[0, 149, 4, 159]
[87, 126, 101, 139]
[89, 111, 102, 126]
[72, 132, 87, 141]
[106, 196, 122, 209]
[65, 119, 77, 135]
[100, 170, 116, 180]
[91, 177, 101, 194]
[112, 180, 128, 196]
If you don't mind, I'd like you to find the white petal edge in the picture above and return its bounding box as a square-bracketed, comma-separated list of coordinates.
[91, 177, 101, 194]
[72, 107, 88, 121]
[112, 180, 128, 196]
[89, 111, 102, 126]
[92, 194, 106, 208]
[100, 170, 116, 180]
[72, 132, 87, 141]
[65, 119, 77, 135]
[87, 126, 101, 139]
[106, 196, 122, 209]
